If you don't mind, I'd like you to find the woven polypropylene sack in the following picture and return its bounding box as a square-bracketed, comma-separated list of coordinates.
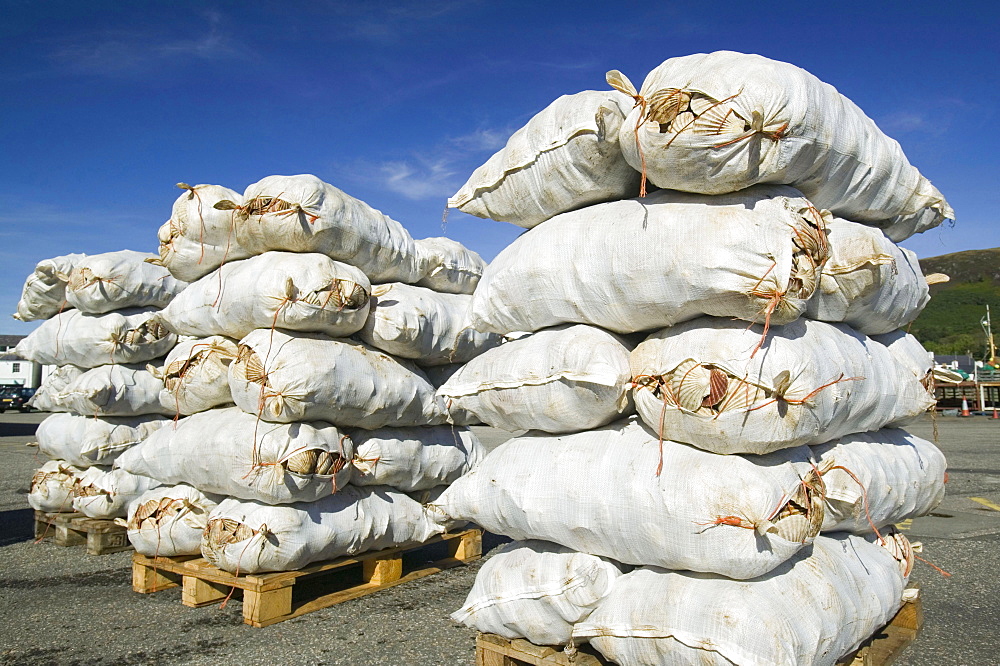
[469, 185, 828, 335]
[201, 486, 446, 573]
[155, 183, 252, 282]
[126, 484, 222, 557]
[64, 250, 187, 314]
[115, 406, 353, 505]
[453, 540, 628, 646]
[154, 251, 370, 339]
[415, 237, 486, 295]
[72, 466, 161, 519]
[448, 90, 641, 228]
[815, 428, 946, 533]
[50, 363, 173, 417]
[437, 324, 634, 434]
[423, 364, 481, 425]
[151, 335, 238, 415]
[28, 365, 86, 412]
[630, 317, 935, 454]
[14, 253, 85, 321]
[15, 308, 176, 368]
[612, 51, 953, 242]
[28, 460, 85, 512]
[357, 283, 500, 366]
[223, 174, 425, 283]
[229, 329, 445, 428]
[873, 329, 934, 388]
[576, 532, 912, 666]
[433, 418, 825, 579]
[36, 412, 170, 467]
[348, 425, 483, 491]
[805, 218, 929, 334]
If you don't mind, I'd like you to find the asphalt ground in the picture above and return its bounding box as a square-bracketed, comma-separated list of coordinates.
[0, 411, 997, 665]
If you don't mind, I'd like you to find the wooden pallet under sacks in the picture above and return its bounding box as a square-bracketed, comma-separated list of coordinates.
[132, 528, 482, 627]
[476, 586, 923, 666]
[33, 510, 132, 555]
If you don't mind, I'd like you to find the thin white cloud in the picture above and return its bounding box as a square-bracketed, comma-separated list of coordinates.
[47, 18, 247, 77]
[335, 122, 515, 201]
[448, 128, 509, 152]
[879, 111, 933, 134]
[379, 158, 458, 200]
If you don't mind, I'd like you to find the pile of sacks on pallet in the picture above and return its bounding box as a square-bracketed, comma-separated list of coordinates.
[20, 175, 494, 573]
[21, 251, 183, 518]
[434, 51, 950, 665]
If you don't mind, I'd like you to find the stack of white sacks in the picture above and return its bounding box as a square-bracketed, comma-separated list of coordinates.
[435, 51, 950, 665]
[20, 251, 185, 519]
[25, 175, 494, 571]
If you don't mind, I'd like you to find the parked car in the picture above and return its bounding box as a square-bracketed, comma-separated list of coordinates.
[0, 386, 36, 412]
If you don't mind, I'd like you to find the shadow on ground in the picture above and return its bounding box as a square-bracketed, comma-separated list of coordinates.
[0, 422, 39, 437]
[0, 507, 34, 546]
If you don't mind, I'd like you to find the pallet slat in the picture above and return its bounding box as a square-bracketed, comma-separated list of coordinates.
[34, 510, 132, 556]
[133, 528, 481, 627]
[477, 586, 922, 666]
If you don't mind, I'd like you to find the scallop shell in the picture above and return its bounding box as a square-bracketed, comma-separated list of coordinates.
[704, 368, 729, 408]
[645, 88, 690, 125]
[689, 93, 716, 115]
[285, 449, 320, 475]
[669, 111, 696, 134]
[693, 103, 746, 136]
[669, 359, 712, 412]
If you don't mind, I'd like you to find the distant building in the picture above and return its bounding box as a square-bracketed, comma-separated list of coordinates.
[0, 335, 45, 388]
[933, 354, 976, 374]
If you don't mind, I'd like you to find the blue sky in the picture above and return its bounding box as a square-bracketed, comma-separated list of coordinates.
[2, 0, 997, 334]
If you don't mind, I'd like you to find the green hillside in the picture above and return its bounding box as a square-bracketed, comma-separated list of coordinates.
[910, 248, 1000, 356]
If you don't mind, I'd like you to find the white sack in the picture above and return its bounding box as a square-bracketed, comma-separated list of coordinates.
[423, 364, 481, 426]
[126, 484, 221, 557]
[50, 363, 172, 416]
[453, 540, 627, 646]
[349, 425, 483, 491]
[36, 412, 170, 467]
[873, 329, 934, 388]
[219, 174, 425, 283]
[815, 429, 946, 533]
[65, 250, 187, 314]
[433, 418, 825, 579]
[229, 329, 445, 428]
[202, 486, 447, 573]
[409, 485, 470, 532]
[14, 253, 85, 321]
[150, 336, 238, 415]
[28, 365, 86, 412]
[415, 237, 486, 295]
[630, 317, 935, 454]
[154, 251, 370, 340]
[448, 91, 641, 228]
[154, 183, 252, 282]
[437, 325, 633, 434]
[611, 51, 953, 241]
[28, 460, 85, 512]
[115, 406, 353, 505]
[576, 532, 912, 666]
[470, 186, 828, 335]
[15, 308, 176, 369]
[72, 466, 161, 519]
[805, 218, 929, 334]
[357, 283, 500, 366]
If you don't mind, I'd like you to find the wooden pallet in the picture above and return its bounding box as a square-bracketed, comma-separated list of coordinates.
[132, 528, 482, 627]
[33, 510, 132, 556]
[477, 586, 922, 666]
[477, 634, 607, 666]
[839, 585, 923, 666]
